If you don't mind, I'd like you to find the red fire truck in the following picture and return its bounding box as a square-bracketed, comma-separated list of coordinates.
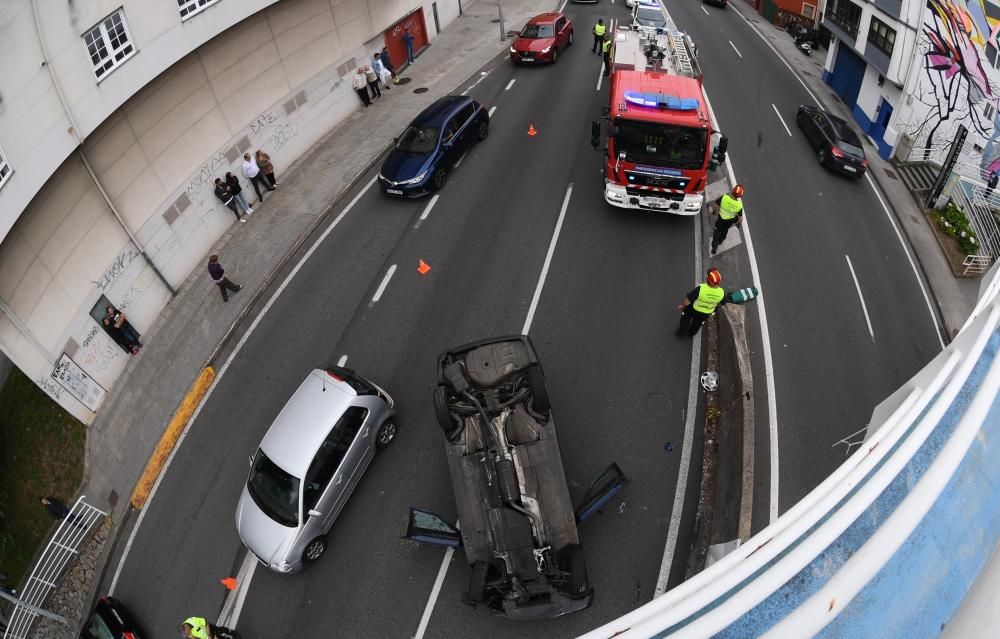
[591, 18, 727, 214]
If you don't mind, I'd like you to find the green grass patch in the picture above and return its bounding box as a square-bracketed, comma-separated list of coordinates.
[931, 201, 980, 255]
[0, 368, 85, 585]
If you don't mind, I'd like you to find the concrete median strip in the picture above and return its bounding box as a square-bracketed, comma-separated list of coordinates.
[129, 367, 216, 509]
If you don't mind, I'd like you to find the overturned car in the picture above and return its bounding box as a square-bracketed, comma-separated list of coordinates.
[406, 335, 626, 620]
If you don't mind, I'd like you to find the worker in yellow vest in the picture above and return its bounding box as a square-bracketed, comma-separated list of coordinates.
[179, 616, 239, 639]
[602, 35, 614, 76]
[676, 268, 726, 337]
[593, 19, 607, 54]
[711, 184, 745, 255]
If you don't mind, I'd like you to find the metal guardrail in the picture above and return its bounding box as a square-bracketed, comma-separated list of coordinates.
[946, 175, 1000, 262]
[3, 498, 106, 639]
[580, 263, 1000, 638]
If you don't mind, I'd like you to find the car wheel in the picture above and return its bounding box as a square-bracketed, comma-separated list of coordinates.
[552, 47, 559, 63]
[559, 544, 589, 596]
[434, 386, 460, 439]
[303, 536, 327, 563]
[817, 148, 828, 165]
[477, 119, 489, 141]
[569, 31, 574, 45]
[527, 365, 550, 414]
[431, 167, 448, 190]
[376, 420, 397, 449]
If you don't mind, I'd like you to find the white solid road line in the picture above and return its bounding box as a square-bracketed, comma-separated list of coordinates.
[729, 40, 743, 58]
[597, 63, 606, 91]
[371, 264, 397, 303]
[106, 177, 377, 603]
[505, 78, 516, 91]
[413, 184, 574, 638]
[655, 199, 704, 597]
[702, 5, 710, 14]
[420, 194, 439, 220]
[845, 255, 875, 342]
[864, 173, 946, 348]
[488, 105, 497, 117]
[522, 184, 574, 334]
[772, 104, 792, 137]
[732, 9, 824, 108]
[218, 552, 257, 628]
[337, 354, 348, 366]
[414, 546, 456, 638]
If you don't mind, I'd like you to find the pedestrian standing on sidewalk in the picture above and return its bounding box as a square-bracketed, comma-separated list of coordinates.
[676, 268, 726, 337]
[710, 184, 745, 255]
[987, 170, 998, 200]
[106, 305, 143, 353]
[380, 47, 398, 84]
[101, 317, 136, 354]
[373, 54, 391, 91]
[242, 152, 275, 204]
[403, 27, 415, 64]
[353, 68, 372, 107]
[40, 497, 85, 530]
[255, 149, 277, 188]
[225, 172, 253, 215]
[214, 178, 245, 223]
[593, 19, 606, 53]
[365, 65, 382, 100]
[208, 255, 242, 303]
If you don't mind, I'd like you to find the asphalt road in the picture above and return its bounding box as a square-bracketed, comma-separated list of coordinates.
[107, 1, 945, 637]
[663, 0, 943, 513]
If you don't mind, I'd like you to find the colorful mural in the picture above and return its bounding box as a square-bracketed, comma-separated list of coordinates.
[896, 0, 1000, 168]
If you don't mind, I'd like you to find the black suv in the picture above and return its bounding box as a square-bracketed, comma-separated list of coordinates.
[406, 335, 626, 620]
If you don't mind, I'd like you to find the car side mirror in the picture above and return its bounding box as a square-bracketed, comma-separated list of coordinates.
[590, 120, 601, 149]
[717, 134, 729, 156]
[308, 509, 322, 518]
[248, 455, 253, 468]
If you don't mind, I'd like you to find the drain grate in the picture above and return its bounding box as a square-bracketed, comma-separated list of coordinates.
[413, 87, 429, 93]
[883, 168, 899, 180]
[396, 77, 413, 86]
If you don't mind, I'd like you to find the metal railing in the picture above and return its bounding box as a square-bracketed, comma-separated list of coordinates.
[944, 175, 999, 263]
[3, 498, 106, 639]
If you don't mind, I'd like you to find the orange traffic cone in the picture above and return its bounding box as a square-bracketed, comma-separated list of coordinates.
[418, 259, 432, 274]
[221, 577, 238, 590]
[527, 124, 538, 136]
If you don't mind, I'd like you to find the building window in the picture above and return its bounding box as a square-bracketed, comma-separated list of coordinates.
[829, 0, 862, 39]
[83, 9, 136, 80]
[178, 0, 220, 20]
[802, 3, 816, 18]
[0, 145, 11, 189]
[868, 17, 896, 56]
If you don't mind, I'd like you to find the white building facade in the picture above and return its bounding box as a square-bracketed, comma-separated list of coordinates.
[0, 0, 460, 423]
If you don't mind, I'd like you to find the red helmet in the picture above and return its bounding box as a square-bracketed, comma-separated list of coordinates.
[707, 268, 722, 286]
[732, 184, 745, 198]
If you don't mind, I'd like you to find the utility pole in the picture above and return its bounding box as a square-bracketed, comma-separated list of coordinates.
[497, 0, 505, 41]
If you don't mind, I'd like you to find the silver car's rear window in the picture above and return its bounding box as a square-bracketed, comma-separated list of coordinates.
[248, 450, 300, 527]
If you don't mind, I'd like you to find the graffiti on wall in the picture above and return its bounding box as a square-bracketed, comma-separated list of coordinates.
[52, 353, 106, 412]
[269, 122, 300, 152]
[250, 111, 278, 136]
[898, 0, 1000, 163]
[185, 151, 229, 207]
[94, 247, 140, 291]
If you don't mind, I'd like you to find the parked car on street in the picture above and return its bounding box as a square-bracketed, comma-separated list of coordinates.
[632, 0, 669, 30]
[510, 13, 574, 64]
[80, 597, 144, 639]
[379, 95, 489, 197]
[235, 367, 396, 574]
[796, 105, 869, 179]
[702, 0, 728, 9]
[406, 335, 627, 619]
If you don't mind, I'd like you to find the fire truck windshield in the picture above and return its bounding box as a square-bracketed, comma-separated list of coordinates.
[614, 120, 707, 169]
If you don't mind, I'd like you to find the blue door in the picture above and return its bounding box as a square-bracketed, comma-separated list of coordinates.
[829, 43, 866, 107]
[870, 98, 893, 141]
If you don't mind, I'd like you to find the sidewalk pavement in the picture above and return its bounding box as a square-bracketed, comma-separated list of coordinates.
[73, 0, 554, 620]
[729, 2, 979, 340]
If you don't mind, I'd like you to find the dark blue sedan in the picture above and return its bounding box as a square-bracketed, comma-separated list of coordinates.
[379, 95, 490, 197]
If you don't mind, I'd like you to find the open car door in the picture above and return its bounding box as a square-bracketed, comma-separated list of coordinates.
[404, 508, 462, 548]
[574, 463, 629, 522]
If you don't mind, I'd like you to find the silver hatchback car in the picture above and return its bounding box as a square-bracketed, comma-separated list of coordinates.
[235, 367, 396, 573]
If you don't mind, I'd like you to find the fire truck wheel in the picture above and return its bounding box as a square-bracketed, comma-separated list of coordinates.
[432, 167, 448, 190]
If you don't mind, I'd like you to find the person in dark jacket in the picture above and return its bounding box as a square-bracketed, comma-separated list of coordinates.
[380, 47, 398, 84]
[208, 255, 242, 302]
[214, 178, 245, 223]
[225, 172, 253, 215]
[40, 497, 85, 529]
[105, 305, 142, 353]
[102, 317, 135, 354]
[403, 27, 415, 64]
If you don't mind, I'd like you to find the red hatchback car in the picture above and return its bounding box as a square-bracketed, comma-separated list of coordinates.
[510, 13, 574, 64]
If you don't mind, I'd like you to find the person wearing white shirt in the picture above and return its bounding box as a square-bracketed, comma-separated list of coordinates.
[242, 152, 275, 204]
[372, 54, 391, 90]
[352, 68, 371, 107]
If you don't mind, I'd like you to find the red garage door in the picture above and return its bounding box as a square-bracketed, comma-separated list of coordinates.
[384, 9, 429, 69]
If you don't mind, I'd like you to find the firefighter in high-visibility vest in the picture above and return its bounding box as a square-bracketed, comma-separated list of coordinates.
[711, 184, 745, 255]
[602, 35, 614, 76]
[593, 19, 607, 53]
[179, 617, 239, 639]
[676, 268, 726, 337]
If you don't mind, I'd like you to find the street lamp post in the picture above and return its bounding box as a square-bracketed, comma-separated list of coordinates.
[497, 0, 505, 41]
